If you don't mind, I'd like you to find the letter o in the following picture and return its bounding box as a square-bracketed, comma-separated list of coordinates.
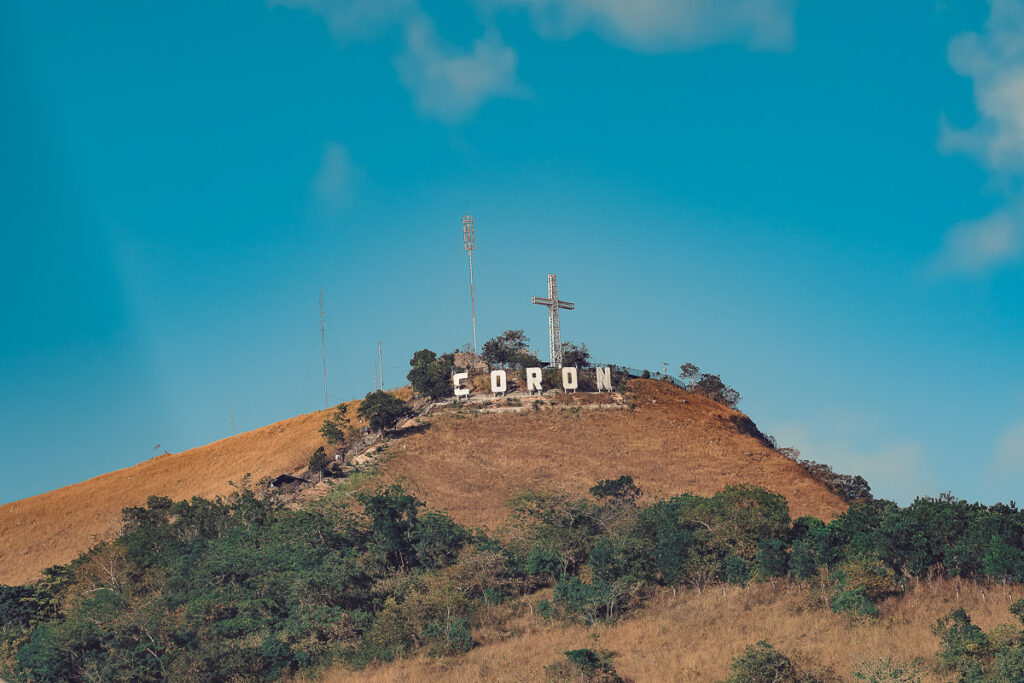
[562, 367, 578, 392]
[490, 370, 507, 395]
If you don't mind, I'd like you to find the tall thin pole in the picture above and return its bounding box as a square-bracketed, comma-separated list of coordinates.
[463, 214, 478, 355]
[228, 402, 237, 435]
[378, 342, 383, 390]
[320, 289, 328, 410]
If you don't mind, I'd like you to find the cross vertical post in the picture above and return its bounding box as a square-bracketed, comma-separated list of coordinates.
[531, 273, 575, 367]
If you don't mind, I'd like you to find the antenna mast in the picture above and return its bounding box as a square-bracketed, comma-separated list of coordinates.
[320, 289, 328, 410]
[462, 213, 478, 356]
[378, 342, 383, 390]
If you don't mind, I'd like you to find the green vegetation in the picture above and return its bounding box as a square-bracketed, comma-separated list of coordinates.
[560, 341, 591, 368]
[319, 404, 351, 445]
[7, 474, 1024, 680]
[358, 390, 414, 433]
[406, 349, 455, 400]
[481, 329, 540, 369]
[721, 640, 820, 683]
[545, 648, 622, 682]
[930, 601, 1024, 681]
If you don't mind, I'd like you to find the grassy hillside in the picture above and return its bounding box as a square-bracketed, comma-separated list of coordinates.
[0, 405, 342, 585]
[0, 379, 843, 586]
[319, 579, 1023, 682]
[375, 380, 847, 527]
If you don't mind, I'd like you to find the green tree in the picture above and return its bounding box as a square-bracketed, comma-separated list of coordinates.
[679, 362, 700, 386]
[320, 404, 351, 445]
[406, 349, 456, 400]
[309, 446, 329, 481]
[693, 373, 741, 408]
[561, 341, 591, 368]
[358, 391, 414, 433]
[481, 330, 538, 369]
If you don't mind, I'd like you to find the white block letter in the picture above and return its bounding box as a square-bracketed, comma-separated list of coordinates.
[595, 366, 612, 392]
[490, 370, 507, 395]
[562, 366, 578, 392]
[453, 372, 469, 398]
[526, 367, 543, 393]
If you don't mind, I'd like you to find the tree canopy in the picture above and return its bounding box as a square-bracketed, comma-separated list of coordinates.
[358, 391, 414, 432]
[406, 349, 455, 399]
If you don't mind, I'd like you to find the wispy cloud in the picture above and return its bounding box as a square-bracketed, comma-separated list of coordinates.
[934, 0, 1024, 275]
[489, 0, 795, 52]
[274, 0, 523, 122]
[395, 19, 522, 122]
[275, 0, 798, 123]
[932, 206, 1023, 274]
[313, 141, 355, 209]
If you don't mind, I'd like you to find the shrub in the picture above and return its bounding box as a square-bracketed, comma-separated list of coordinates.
[589, 476, 642, 506]
[831, 587, 879, 618]
[932, 608, 991, 673]
[545, 648, 622, 682]
[722, 640, 820, 683]
[852, 657, 923, 682]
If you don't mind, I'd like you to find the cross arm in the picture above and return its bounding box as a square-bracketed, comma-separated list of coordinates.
[557, 301, 575, 310]
[531, 297, 553, 305]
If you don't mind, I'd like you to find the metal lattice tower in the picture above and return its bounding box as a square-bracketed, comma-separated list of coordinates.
[463, 214, 478, 356]
[531, 273, 575, 367]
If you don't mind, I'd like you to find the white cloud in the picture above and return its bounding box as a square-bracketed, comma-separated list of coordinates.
[395, 19, 522, 122]
[931, 206, 1023, 274]
[936, 0, 1024, 275]
[273, 0, 523, 122]
[313, 141, 354, 208]
[489, 0, 795, 52]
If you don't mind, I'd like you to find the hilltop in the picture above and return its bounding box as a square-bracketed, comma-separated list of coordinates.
[0, 379, 844, 585]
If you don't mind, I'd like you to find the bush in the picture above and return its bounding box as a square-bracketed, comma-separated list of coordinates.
[852, 657, 923, 682]
[831, 587, 879, 618]
[589, 476, 642, 506]
[722, 641, 820, 683]
[545, 648, 622, 682]
[932, 608, 991, 673]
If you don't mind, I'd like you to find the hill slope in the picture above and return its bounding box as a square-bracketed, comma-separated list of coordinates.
[0, 379, 845, 586]
[0, 407, 335, 585]
[373, 380, 846, 527]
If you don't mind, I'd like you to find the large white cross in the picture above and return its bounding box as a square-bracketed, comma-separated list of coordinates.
[531, 273, 575, 367]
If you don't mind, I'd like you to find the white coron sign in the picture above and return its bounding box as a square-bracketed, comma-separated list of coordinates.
[452, 367, 613, 397]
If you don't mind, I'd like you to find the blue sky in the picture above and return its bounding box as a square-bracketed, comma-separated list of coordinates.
[2, 0, 1024, 506]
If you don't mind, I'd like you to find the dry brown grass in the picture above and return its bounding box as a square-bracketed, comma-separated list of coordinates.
[0, 401, 362, 585]
[375, 380, 846, 531]
[319, 579, 1024, 682]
